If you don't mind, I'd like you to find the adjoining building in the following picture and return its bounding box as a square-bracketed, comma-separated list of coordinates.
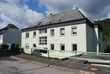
[0, 24, 21, 45]
[21, 10, 101, 59]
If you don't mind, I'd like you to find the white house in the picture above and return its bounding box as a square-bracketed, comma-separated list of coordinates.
[21, 10, 101, 59]
[0, 24, 21, 45]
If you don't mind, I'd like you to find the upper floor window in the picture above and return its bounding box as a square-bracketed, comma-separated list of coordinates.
[33, 31, 36, 38]
[60, 28, 65, 36]
[71, 26, 77, 36]
[39, 29, 47, 34]
[39, 36, 47, 45]
[26, 32, 29, 38]
[50, 29, 54, 36]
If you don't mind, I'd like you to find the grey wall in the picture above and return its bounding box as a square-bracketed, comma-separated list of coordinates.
[3, 28, 21, 45]
[86, 24, 97, 52]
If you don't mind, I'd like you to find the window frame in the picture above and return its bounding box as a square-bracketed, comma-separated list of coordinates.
[33, 31, 36, 38]
[71, 26, 77, 36]
[60, 28, 65, 36]
[39, 28, 47, 34]
[60, 44, 65, 51]
[50, 29, 55, 36]
[39, 36, 47, 45]
[72, 44, 77, 51]
[25, 43, 29, 49]
[50, 44, 54, 50]
[25, 32, 29, 38]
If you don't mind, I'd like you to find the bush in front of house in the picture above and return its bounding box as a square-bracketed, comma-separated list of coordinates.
[0, 44, 9, 56]
[104, 46, 110, 53]
[32, 50, 41, 56]
[10, 43, 22, 55]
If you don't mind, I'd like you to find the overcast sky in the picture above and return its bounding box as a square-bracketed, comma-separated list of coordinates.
[0, 0, 110, 28]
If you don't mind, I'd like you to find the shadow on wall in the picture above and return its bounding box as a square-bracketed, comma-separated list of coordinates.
[0, 44, 23, 57]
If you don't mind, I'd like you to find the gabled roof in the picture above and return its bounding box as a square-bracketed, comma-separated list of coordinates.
[22, 10, 93, 32]
[38, 10, 85, 26]
[0, 24, 19, 34]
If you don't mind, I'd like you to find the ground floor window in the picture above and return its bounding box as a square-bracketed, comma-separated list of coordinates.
[33, 44, 36, 47]
[61, 44, 65, 51]
[72, 44, 77, 51]
[25, 43, 29, 49]
[50, 44, 54, 50]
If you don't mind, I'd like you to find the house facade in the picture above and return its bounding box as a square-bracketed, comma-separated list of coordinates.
[0, 24, 21, 45]
[21, 10, 100, 58]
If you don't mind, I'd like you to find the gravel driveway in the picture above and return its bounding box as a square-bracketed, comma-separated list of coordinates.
[0, 56, 110, 74]
[0, 56, 79, 74]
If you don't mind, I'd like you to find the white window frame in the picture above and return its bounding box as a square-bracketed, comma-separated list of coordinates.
[39, 36, 47, 45]
[60, 28, 65, 36]
[71, 26, 77, 36]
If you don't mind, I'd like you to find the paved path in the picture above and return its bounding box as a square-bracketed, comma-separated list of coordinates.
[0, 56, 79, 74]
[70, 57, 110, 65]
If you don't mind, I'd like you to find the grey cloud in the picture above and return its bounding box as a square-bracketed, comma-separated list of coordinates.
[76, 0, 110, 19]
[42, 0, 110, 20]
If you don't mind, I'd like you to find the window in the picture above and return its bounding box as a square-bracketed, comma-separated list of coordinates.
[50, 29, 54, 36]
[72, 44, 77, 51]
[33, 32, 36, 38]
[60, 28, 65, 36]
[33, 44, 36, 47]
[61, 44, 65, 51]
[50, 44, 54, 50]
[25, 43, 29, 49]
[26, 32, 29, 38]
[39, 36, 47, 45]
[71, 26, 77, 36]
[39, 29, 47, 34]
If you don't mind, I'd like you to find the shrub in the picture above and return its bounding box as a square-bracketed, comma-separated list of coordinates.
[0, 44, 9, 50]
[10, 43, 21, 55]
[0, 44, 9, 56]
[104, 46, 110, 53]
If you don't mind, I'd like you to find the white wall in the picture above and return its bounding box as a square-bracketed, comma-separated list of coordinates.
[0, 34, 3, 44]
[47, 23, 87, 53]
[22, 30, 48, 54]
[22, 23, 99, 55]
